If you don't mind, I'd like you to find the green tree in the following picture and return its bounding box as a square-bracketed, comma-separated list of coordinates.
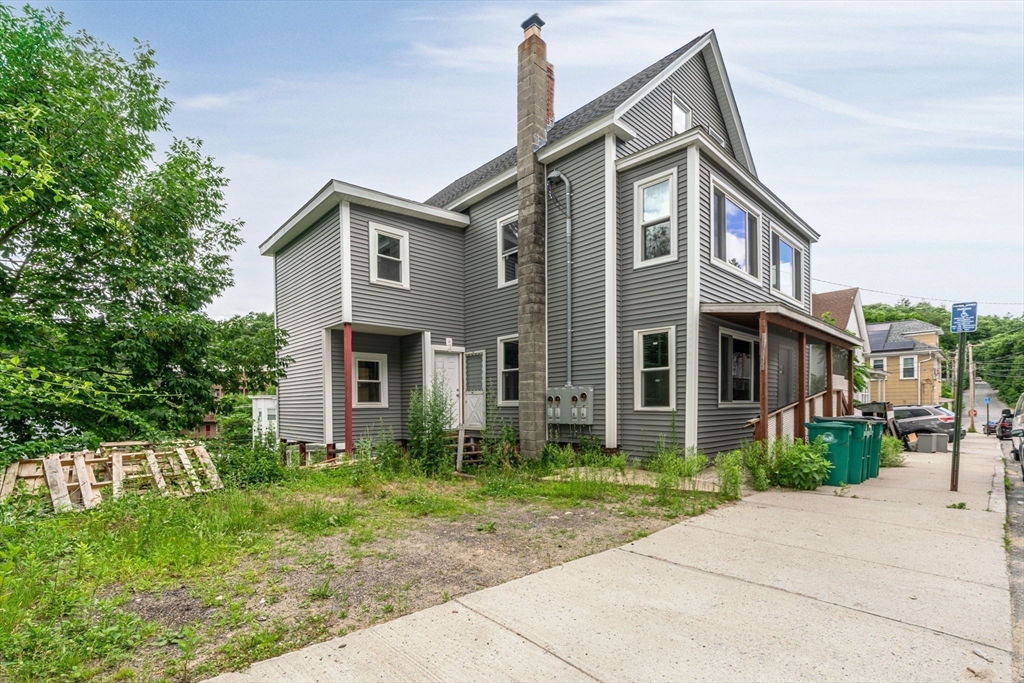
[0, 6, 241, 445]
[208, 313, 290, 395]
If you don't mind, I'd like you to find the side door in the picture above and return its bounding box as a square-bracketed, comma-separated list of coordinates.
[432, 351, 462, 428]
[463, 351, 486, 430]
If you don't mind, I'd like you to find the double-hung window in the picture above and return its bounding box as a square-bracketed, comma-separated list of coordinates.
[712, 180, 759, 280]
[900, 356, 917, 379]
[352, 352, 388, 407]
[771, 231, 803, 301]
[871, 357, 885, 372]
[719, 332, 759, 403]
[633, 170, 677, 268]
[671, 95, 692, 135]
[369, 223, 410, 288]
[498, 215, 518, 287]
[497, 335, 519, 405]
[635, 327, 675, 410]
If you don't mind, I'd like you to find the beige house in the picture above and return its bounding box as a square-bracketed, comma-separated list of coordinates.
[865, 320, 945, 406]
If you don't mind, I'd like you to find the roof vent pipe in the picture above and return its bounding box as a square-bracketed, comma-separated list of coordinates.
[547, 170, 572, 385]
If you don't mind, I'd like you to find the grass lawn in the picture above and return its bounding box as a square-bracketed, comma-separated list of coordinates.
[0, 459, 725, 682]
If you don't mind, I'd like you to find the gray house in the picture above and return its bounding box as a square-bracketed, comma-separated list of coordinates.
[260, 17, 861, 457]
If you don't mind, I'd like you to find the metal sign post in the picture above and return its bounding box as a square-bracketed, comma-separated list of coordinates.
[986, 395, 991, 431]
[949, 302, 978, 492]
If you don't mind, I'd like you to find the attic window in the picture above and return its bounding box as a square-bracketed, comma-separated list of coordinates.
[672, 96, 692, 135]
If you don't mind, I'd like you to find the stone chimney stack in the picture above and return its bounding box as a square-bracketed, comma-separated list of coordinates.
[516, 13, 548, 459]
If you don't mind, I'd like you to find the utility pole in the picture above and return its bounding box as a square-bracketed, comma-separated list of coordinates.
[968, 343, 976, 432]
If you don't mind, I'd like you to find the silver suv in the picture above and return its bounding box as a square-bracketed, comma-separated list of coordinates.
[893, 405, 965, 442]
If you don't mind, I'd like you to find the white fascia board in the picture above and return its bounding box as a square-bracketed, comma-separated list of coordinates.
[702, 33, 757, 177]
[444, 116, 639, 212]
[700, 302, 862, 345]
[613, 32, 712, 118]
[261, 180, 470, 256]
[616, 129, 820, 243]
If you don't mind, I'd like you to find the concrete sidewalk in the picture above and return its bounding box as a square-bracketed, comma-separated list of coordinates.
[210, 434, 1012, 682]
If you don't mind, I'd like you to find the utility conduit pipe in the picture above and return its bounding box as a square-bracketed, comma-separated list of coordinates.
[547, 170, 572, 385]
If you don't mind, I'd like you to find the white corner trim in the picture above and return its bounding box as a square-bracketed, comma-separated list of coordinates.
[368, 221, 411, 289]
[496, 211, 519, 288]
[351, 351, 389, 408]
[323, 328, 334, 444]
[341, 201, 353, 323]
[496, 334, 519, 407]
[633, 326, 677, 412]
[684, 144, 700, 447]
[422, 331, 432, 390]
[632, 167, 679, 270]
[603, 133, 619, 449]
[614, 34, 711, 118]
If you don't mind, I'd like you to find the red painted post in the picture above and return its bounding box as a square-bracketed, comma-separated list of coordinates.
[344, 322, 354, 455]
[797, 333, 807, 439]
[824, 343, 834, 417]
[847, 347, 855, 416]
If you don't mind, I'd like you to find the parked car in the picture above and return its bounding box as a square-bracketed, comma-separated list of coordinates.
[984, 420, 999, 435]
[893, 405, 965, 443]
[1011, 394, 1024, 465]
[997, 411, 1014, 440]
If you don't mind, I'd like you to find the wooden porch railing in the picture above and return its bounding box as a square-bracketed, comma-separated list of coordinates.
[747, 389, 848, 440]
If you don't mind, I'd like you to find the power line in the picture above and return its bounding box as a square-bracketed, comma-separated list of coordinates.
[812, 278, 1024, 307]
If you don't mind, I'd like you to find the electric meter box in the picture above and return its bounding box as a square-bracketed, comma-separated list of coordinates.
[546, 386, 595, 426]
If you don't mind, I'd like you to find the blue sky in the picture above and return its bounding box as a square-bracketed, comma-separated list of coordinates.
[35, 0, 1024, 317]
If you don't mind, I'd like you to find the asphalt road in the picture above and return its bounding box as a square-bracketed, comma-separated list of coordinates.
[973, 380, 1011, 431]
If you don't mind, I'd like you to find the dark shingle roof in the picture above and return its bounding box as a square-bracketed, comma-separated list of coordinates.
[424, 32, 711, 209]
[867, 319, 943, 353]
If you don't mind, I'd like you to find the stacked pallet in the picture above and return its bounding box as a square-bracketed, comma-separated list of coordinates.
[0, 443, 223, 513]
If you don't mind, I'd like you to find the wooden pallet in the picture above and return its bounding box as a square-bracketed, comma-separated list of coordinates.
[0, 444, 223, 513]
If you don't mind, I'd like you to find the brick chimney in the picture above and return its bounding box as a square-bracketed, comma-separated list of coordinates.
[516, 13, 548, 459]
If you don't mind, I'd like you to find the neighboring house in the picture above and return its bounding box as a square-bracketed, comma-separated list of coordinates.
[865, 320, 945, 406]
[262, 17, 861, 457]
[189, 385, 224, 439]
[812, 287, 873, 404]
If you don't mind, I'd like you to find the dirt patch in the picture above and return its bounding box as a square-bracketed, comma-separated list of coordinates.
[121, 587, 214, 630]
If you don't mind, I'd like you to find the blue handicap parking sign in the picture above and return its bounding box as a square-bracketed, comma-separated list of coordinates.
[951, 302, 978, 333]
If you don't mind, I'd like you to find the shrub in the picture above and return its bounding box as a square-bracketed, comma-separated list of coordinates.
[771, 438, 832, 490]
[407, 377, 455, 477]
[715, 450, 743, 501]
[213, 431, 284, 488]
[880, 435, 906, 467]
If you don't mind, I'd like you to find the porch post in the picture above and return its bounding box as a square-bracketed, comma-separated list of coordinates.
[797, 332, 807, 439]
[847, 346, 855, 416]
[344, 322, 354, 454]
[824, 342, 834, 417]
[759, 312, 769, 441]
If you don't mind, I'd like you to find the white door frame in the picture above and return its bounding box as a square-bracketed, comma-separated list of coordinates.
[463, 350, 486, 429]
[431, 344, 465, 427]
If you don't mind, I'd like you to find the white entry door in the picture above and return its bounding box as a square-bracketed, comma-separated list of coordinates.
[464, 351, 486, 429]
[433, 351, 462, 428]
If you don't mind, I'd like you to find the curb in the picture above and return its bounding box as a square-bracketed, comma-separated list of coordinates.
[990, 438, 1007, 515]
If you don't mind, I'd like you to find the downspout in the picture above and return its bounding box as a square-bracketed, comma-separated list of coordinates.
[547, 170, 572, 385]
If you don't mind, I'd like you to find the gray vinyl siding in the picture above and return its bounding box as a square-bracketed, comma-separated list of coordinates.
[400, 333, 424, 438]
[274, 208, 342, 443]
[696, 314, 759, 455]
[463, 185, 520, 429]
[546, 140, 607, 443]
[330, 331, 404, 442]
[698, 153, 812, 313]
[619, 53, 733, 159]
[349, 205, 465, 342]
[617, 149, 689, 457]
[703, 45, 754, 174]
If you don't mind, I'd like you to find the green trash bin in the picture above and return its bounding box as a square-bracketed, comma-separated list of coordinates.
[820, 417, 884, 479]
[804, 422, 853, 487]
[813, 417, 868, 484]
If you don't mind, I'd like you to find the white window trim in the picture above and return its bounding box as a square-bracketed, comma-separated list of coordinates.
[352, 351, 389, 408]
[671, 94, 692, 135]
[368, 222, 410, 290]
[871, 357, 886, 372]
[770, 223, 804, 304]
[497, 334, 519, 407]
[633, 325, 676, 412]
[496, 212, 519, 288]
[709, 173, 762, 286]
[900, 355, 918, 380]
[717, 328, 761, 407]
[632, 168, 679, 270]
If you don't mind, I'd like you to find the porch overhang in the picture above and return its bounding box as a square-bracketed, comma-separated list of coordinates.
[701, 302, 862, 349]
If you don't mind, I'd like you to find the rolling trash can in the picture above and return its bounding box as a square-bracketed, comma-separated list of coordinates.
[813, 417, 868, 484]
[804, 422, 854, 487]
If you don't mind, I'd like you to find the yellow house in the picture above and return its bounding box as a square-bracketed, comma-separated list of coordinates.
[865, 320, 945, 406]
